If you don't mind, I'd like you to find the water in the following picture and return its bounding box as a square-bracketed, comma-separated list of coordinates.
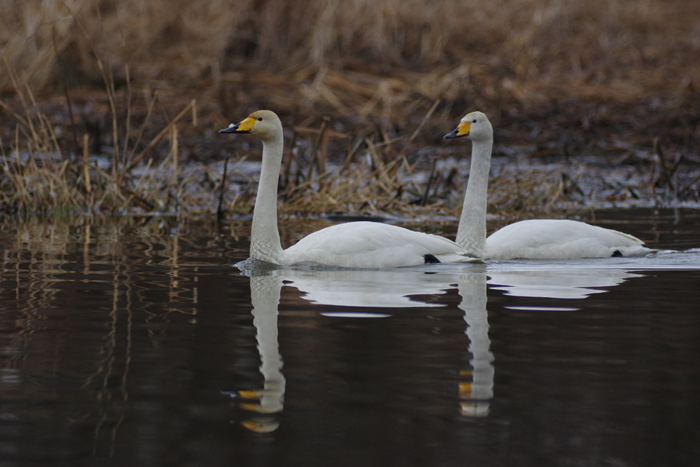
[0, 209, 699, 467]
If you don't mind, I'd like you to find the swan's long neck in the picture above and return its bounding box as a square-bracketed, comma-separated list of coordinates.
[251, 134, 285, 263]
[456, 138, 492, 257]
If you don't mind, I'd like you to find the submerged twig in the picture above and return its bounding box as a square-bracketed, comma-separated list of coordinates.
[421, 158, 437, 206]
[83, 133, 91, 194]
[217, 157, 229, 220]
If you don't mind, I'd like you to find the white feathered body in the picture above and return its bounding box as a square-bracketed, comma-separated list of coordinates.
[486, 219, 653, 259]
[281, 221, 477, 268]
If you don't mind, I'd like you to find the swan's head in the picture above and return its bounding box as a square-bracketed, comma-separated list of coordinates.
[443, 111, 492, 142]
[219, 110, 282, 141]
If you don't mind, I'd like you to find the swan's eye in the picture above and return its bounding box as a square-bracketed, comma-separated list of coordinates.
[258, 117, 263, 121]
[472, 119, 477, 123]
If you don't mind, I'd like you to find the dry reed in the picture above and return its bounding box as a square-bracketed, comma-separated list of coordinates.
[3, 0, 697, 105]
[0, 0, 698, 217]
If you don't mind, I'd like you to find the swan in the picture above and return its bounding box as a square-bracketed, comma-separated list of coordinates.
[220, 110, 479, 268]
[443, 111, 654, 259]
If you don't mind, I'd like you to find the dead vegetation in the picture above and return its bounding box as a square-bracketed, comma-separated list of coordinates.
[0, 0, 698, 218]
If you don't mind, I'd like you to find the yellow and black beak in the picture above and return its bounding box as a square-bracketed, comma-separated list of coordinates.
[219, 116, 257, 134]
[443, 121, 471, 140]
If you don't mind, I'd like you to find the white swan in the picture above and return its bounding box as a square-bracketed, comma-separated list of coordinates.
[443, 111, 654, 259]
[220, 110, 479, 268]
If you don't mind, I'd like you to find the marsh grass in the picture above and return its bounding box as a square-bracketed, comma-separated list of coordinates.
[0, 0, 698, 217]
[0, 62, 201, 214]
[4, 0, 697, 98]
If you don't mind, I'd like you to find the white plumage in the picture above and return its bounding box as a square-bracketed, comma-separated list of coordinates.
[284, 221, 475, 268]
[443, 111, 654, 259]
[220, 110, 478, 268]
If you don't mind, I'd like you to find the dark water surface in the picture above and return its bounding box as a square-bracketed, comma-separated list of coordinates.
[1, 209, 699, 467]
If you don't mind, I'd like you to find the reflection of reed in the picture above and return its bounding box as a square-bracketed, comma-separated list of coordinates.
[2, 221, 73, 371]
[83, 221, 134, 456]
[0, 217, 236, 456]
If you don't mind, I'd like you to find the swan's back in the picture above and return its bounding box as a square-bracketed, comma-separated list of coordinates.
[282, 221, 477, 268]
[486, 219, 653, 259]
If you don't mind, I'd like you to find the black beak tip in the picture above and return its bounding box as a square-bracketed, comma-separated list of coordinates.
[219, 124, 239, 134]
[443, 128, 465, 140]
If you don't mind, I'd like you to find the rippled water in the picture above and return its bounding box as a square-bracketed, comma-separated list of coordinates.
[0, 209, 699, 466]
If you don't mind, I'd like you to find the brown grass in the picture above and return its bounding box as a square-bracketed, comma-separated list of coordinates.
[3, 0, 697, 103]
[0, 0, 698, 216]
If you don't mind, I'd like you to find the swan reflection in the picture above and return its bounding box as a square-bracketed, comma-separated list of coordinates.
[269, 268, 459, 308]
[222, 273, 286, 433]
[227, 264, 494, 431]
[457, 272, 494, 417]
[488, 268, 641, 300]
[226, 263, 644, 431]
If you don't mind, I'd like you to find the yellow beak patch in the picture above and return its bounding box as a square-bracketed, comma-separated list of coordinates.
[236, 116, 257, 132]
[443, 121, 471, 139]
[456, 121, 471, 137]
